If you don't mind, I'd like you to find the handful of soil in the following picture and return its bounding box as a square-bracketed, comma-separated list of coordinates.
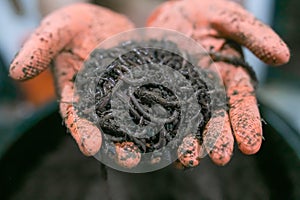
[75, 39, 226, 165]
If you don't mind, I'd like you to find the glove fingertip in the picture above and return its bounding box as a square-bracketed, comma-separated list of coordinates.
[115, 142, 141, 169]
[177, 135, 202, 168]
[76, 118, 103, 156]
[204, 112, 234, 166]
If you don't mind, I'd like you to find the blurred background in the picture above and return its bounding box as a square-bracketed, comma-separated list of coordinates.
[0, 0, 299, 199]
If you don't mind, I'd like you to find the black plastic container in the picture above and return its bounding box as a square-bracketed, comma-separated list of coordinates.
[0, 102, 299, 200]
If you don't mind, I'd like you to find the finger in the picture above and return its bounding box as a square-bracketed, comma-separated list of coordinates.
[115, 142, 141, 169]
[216, 61, 262, 155]
[60, 84, 102, 156]
[56, 52, 102, 156]
[177, 134, 203, 167]
[10, 3, 93, 80]
[210, 0, 290, 65]
[146, 0, 290, 66]
[203, 111, 234, 166]
[9, 3, 134, 81]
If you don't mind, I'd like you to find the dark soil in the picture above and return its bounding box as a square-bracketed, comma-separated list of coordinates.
[76, 40, 226, 153]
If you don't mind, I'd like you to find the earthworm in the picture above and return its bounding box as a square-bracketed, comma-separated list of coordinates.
[9, 1, 290, 169]
[79, 39, 214, 156]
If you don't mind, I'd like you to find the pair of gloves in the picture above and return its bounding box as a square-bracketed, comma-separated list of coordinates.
[10, 0, 289, 168]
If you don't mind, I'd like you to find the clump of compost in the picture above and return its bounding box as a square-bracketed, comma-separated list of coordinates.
[76, 39, 225, 153]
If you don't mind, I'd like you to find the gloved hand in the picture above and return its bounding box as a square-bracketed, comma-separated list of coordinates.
[9, 0, 290, 169]
[147, 0, 290, 166]
[9, 3, 135, 159]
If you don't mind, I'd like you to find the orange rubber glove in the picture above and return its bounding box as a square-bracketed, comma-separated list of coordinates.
[9, 1, 289, 168]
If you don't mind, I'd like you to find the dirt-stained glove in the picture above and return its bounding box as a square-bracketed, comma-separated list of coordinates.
[9, 0, 290, 169]
[147, 0, 290, 166]
[9, 3, 135, 159]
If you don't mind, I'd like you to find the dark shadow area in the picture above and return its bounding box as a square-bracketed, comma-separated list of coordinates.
[257, 102, 300, 199]
[0, 111, 65, 199]
[0, 103, 299, 200]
